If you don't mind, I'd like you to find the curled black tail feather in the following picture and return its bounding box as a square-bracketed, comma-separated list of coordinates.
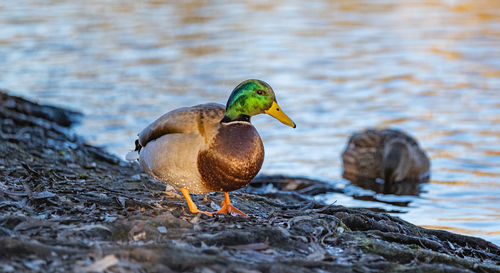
[134, 139, 142, 152]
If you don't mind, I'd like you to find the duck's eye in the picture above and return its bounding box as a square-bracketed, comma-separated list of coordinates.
[256, 89, 264, 95]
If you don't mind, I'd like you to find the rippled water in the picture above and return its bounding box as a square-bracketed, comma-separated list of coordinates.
[1, 0, 499, 244]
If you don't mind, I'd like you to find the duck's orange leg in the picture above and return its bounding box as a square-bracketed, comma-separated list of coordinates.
[216, 192, 248, 217]
[180, 188, 213, 216]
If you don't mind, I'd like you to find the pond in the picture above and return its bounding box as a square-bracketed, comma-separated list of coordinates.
[1, 0, 499, 245]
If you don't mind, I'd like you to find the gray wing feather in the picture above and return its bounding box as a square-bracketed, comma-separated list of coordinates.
[137, 103, 225, 148]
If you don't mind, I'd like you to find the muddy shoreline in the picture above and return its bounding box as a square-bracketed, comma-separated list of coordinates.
[1, 91, 499, 273]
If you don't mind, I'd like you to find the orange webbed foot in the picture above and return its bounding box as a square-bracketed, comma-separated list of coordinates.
[190, 209, 213, 217]
[180, 188, 213, 217]
[216, 192, 248, 217]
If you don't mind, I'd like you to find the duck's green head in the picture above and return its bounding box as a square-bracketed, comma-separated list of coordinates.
[222, 79, 296, 128]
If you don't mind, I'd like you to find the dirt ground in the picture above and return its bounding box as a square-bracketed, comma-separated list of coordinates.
[1, 91, 499, 273]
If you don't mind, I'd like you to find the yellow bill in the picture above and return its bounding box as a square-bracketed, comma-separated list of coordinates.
[265, 101, 296, 128]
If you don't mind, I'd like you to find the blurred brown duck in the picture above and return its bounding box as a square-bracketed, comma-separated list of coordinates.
[342, 129, 430, 191]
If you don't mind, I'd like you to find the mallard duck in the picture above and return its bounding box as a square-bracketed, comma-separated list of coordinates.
[342, 129, 430, 191]
[127, 79, 295, 216]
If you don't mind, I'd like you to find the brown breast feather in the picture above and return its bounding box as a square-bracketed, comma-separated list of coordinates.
[197, 122, 264, 192]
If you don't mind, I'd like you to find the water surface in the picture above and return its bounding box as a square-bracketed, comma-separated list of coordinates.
[1, 0, 499, 244]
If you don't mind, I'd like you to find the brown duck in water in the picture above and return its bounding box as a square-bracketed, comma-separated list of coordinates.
[127, 79, 296, 216]
[342, 129, 430, 193]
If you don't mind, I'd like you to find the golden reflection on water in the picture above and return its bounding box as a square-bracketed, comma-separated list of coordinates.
[438, 216, 500, 222]
[440, 168, 500, 178]
[430, 179, 500, 188]
[430, 180, 470, 186]
[421, 225, 500, 236]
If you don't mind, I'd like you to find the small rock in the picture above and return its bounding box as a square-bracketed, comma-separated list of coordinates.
[447, 241, 455, 250]
[157, 226, 167, 234]
[23, 259, 46, 271]
[129, 174, 142, 181]
[104, 215, 118, 222]
[129, 220, 146, 241]
[190, 214, 202, 224]
[200, 268, 216, 273]
[1, 264, 15, 272]
[80, 254, 119, 272]
[84, 162, 97, 169]
[132, 231, 146, 241]
[210, 201, 220, 210]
